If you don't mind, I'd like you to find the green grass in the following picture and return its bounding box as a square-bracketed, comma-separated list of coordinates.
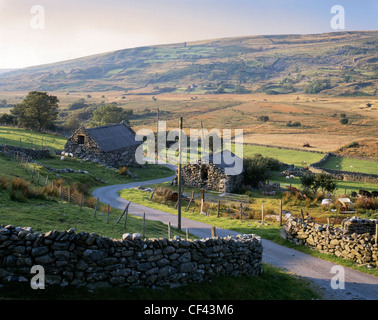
[119, 181, 378, 277]
[0, 154, 181, 239]
[243, 144, 325, 168]
[270, 171, 378, 193]
[319, 155, 378, 175]
[0, 126, 67, 152]
[37, 155, 175, 192]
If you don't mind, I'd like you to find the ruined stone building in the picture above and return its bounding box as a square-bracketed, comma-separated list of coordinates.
[173, 150, 244, 193]
[64, 121, 141, 168]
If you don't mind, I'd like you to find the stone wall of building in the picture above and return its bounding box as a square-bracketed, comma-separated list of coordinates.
[0, 225, 263, 289]
[172, 163, 243, 193]
[281, 217, 378, 265]
[64, 128, 140, 168]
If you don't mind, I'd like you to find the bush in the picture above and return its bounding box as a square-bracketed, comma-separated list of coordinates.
[355, 197, 378, 211]
[340, 118, 349, 125]
[242, 154, 281, 187]
[0, 177, 9, 190]
[10, 178, 43, 201]
[258, 115, 269, 122]
[286, 121, 301, 127]
[118, 166, 128, 176]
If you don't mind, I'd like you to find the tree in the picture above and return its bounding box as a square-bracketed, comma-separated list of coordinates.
[300, 172, 337, 194]
[243, 154, 280, 187]
[91, 104, 133, 127]
[11, 91, 59, 131]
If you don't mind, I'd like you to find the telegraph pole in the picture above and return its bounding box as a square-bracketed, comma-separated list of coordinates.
[177, 116, 183, 231]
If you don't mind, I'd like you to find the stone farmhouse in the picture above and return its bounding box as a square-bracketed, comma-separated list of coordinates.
[173, 150, 244, 193]
[64, 121, 141, 168]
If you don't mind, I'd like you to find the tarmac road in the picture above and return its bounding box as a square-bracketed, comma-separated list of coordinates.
[92, 168, 378, 300]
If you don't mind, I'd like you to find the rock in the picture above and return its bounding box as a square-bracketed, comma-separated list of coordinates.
[122, 233, 132, 240]
[83, 249, 107, 261]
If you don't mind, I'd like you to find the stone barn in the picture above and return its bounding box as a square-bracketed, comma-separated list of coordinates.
[64, 121, 142, 168]
[173, 150, 244, 193]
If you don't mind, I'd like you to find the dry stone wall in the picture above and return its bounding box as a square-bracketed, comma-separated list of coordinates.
[0, 225, 263, 289]
[281, 217, 378, 265]
[0, 145, 51, 161]
[308, 153, 378, 184]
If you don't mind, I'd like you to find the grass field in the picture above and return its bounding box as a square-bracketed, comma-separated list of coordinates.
[243, 144, 325, 168]
[319, 154, 378, 174]
[0, 126, 67, 152]
[0, 154, 181, 239]
[0, 152, 328, 300]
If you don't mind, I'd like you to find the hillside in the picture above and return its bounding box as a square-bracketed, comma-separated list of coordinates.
[0, 31, 377, 95]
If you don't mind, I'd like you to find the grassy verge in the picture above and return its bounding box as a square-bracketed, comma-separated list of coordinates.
[119, 184, 378, 277]
[0, 154, 182, 239]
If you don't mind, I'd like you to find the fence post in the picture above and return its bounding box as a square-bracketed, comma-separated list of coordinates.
[68, 187, 71, 203]
[240, 202, 243, 221]
[217, 199, 221, 218]
[142, 212, 146, 239]
[279, 200, 282, 226]
[375, 222, 378, 246]
[94, 197, 99, 217]
[80, 193, 84, 210]
[150, 189, 155, 201]
[186, 228, 189, 240]
[124, 208, 129, 230]
[211, 226, 216, 237]
[261, 204, 264, 222]
[116, 202, 130, 223]
[106, 204, 110, 223]
[168, 222, 171, 239]
[186, 191, 194, 211]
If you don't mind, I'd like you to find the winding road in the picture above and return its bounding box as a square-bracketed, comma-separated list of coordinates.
[92, 164, 378, 300]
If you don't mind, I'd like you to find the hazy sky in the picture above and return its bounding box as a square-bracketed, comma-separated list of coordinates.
[0, 0, 377, 69]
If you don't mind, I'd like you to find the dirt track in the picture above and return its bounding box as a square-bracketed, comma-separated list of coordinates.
[92, 169, 378, 300]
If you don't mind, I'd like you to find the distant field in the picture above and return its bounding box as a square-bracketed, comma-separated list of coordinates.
[319, 155, 378, 175]
[243, 144, 325, 168]
[0, 126, 67, 152]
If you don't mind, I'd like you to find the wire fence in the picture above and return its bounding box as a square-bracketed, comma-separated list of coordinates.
[1, 150, 189, 239]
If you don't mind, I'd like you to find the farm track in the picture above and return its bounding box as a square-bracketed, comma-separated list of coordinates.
[92, 164, 378, 300]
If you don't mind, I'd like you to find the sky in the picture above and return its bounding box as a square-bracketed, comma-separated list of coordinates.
[0, 0, 377, 69]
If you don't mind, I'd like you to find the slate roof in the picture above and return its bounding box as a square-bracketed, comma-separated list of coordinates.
[85, 121, 141, 152]
[201, 149, 244, 175]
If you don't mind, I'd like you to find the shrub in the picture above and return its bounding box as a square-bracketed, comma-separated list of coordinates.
[0, 177, 9, 190]
[355, 197, 378, 210]
[286, 121, 301, 127]
[12, 178, 30, 193]
[258, 115, 269, 122]
[340, 118, 349, 125]
[118, 166, 128, 176]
